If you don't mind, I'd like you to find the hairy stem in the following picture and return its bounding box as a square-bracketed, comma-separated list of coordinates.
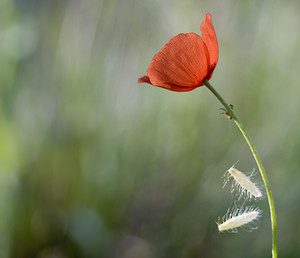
[203, 80, 277, 258]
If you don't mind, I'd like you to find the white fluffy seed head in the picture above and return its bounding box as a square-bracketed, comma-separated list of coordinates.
[224, 166, 263, 199]
[217, 206, 262, 232]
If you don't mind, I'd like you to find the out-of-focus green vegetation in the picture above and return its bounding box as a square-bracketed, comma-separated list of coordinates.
[1, 0, 300, 257]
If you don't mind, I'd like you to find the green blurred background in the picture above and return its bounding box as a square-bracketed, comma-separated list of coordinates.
[1, 0, 300, 257]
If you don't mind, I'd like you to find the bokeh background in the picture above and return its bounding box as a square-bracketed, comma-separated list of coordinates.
[1, 0, 300, 257]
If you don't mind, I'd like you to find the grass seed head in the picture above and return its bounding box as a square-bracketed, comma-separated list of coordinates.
[224, 164, 263, 200]
[217, 206, 262, 232]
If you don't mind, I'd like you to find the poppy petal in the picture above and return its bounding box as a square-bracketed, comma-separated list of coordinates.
[155, 83, 198, 92]
[201, 13, 218, 68]
[138, 75, 151, 84]
[138, 75, 197, 92]
[147, 33, 209, 89]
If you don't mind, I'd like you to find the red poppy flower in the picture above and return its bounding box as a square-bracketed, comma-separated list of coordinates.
[138, 13, 218, 92]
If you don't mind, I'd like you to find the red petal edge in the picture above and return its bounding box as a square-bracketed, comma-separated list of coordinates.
[138, 75, 151, 84]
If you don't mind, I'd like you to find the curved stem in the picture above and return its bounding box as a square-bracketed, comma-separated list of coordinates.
[203, 80, 277, 258]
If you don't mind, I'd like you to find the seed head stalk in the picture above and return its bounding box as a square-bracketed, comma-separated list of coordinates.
[203, 80, 277, 258]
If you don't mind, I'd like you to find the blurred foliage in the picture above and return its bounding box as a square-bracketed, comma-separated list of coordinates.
[1, 0, 300, 257]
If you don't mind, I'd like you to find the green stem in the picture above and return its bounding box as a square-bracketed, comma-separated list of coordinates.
[203, 80, 277, 258]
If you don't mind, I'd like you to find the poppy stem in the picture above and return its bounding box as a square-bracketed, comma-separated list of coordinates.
[203, 79, 277, 258]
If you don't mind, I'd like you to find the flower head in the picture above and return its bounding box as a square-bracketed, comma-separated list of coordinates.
[138, 13, 218, 92]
